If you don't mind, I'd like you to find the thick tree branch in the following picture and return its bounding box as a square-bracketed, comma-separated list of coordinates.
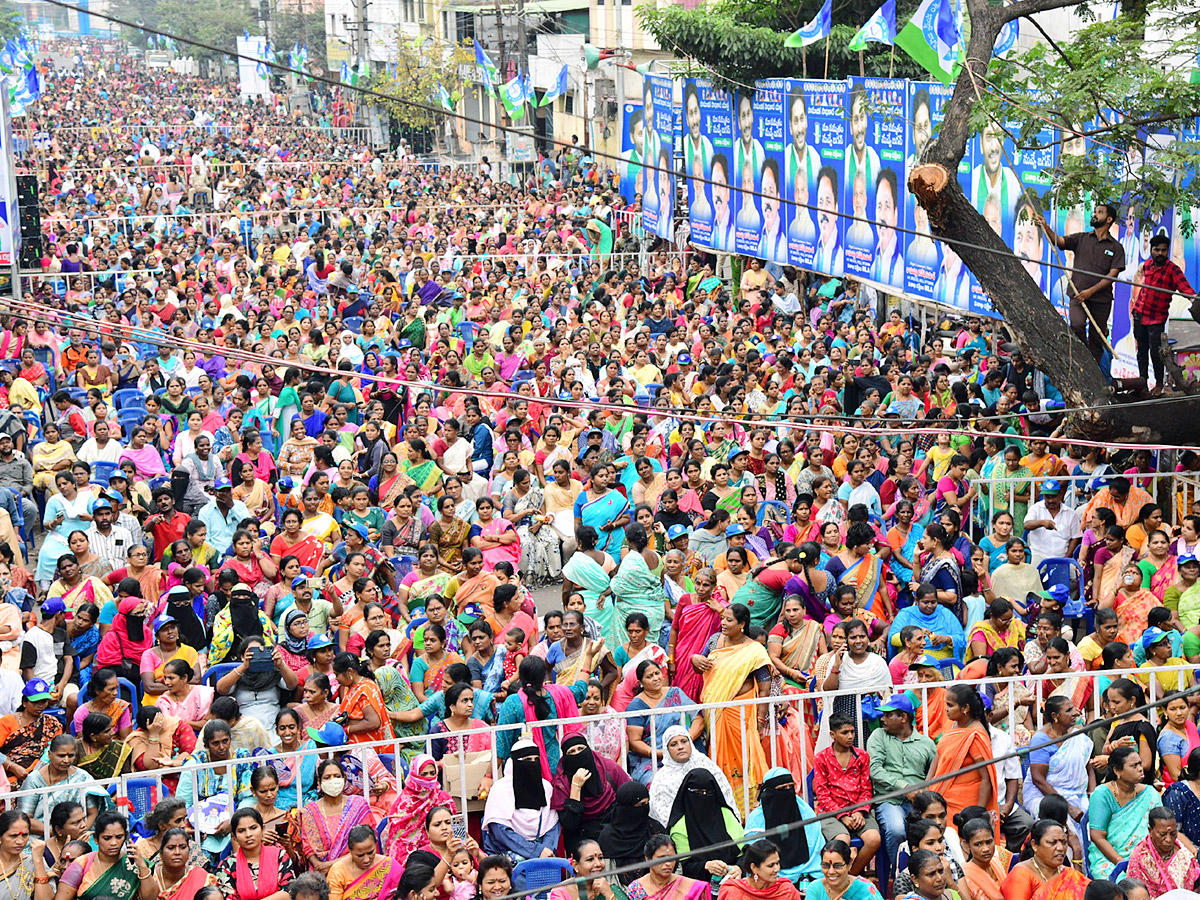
[1003, 0, 1088, 22]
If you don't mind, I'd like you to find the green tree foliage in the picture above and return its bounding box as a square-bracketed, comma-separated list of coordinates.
[109, 0, 255, 61]
[271, 11, 325, 73]
[0, 0, 23, 43]
[364, 36, 475, 129]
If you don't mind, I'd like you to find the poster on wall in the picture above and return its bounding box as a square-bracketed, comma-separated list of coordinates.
[750, 78, 786, 263]
[785, 79, 845, 275]
[732, 90, 765, 255]
[641, 75, 676, 241]
[684, 80, 736, 252]
[618, 102, 644, 205]
[904, 82, 953, 303]
[1010, 117, 1056, 304]
[843, 77, 907, 291]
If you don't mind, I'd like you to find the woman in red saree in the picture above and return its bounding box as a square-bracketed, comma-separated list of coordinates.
[667, 568, 723, 702]
[717, 840, 801, 900]
[1000, 821, 1087, 900]
[216, 809, 294, 900]
[931, 685, 998, 826]
[270, 509, 325, 572]
[153, 826, 214, 900]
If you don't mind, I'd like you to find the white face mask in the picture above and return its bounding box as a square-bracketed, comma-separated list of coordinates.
[321, 776, 345, 797]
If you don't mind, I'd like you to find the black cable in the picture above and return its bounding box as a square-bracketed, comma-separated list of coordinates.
[28, 0, 1200, 306]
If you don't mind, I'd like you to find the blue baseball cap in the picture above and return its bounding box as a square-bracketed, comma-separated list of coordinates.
[41, 597, 66, 617]
[727, 446, 749, 461]
[213, 477, 233, 490]
[677, 353, 692, 365]
[306, 634, 334, 651]
[725, 523, 747, 538]
[307, 721, 347, 746]
[22, 678, 53, 701]
[666, 524, 690, 541]
[878, 694, 916, 717]
[1180, 555, 1200, 567]
[1038, 583, 1070, 602]
[291, 575, 310, 589]
[347, 522, 370, 540]
[911, 654, 941, 669]
[1142, 627, 1172, 651]
[152, 613, 176, 633]
[1041, 478, 1063, 494]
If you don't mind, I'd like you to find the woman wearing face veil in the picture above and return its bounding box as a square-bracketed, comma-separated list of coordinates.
[162, 584, 208, 652]
[668, 769, 746, 888]
[482, 740, 562, 862]
[95, 595, 154, 684]
[744, 768, 826, 888]
[551, 734, 630, 848]
[600, 783, 665, 885]
[210, 585, 272, 665]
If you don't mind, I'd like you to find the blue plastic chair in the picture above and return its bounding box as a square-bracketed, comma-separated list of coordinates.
[757, 500, 791, 526]
[644, 382, 663, 398]
[204, 663, 239, 688]
[343, 316, 363, 334]
[117, 678, 140, 722]
[91, 461, 119, 485]
[65, 386, 89, 405]
[117, 408, 145, 437]
[260, 432, 280, 455]
[124, 776, 168, 837]
[185, 386, 203, 398]
[111, 388, 146, 412]
[1038, 557, 1085, 616]
[0, 359, 19, 375]
[455, 321, 479, 349]
[22, 411, 42, 443]
[939, 657, 964, 678]
[1110, 860, 1128, 881]
[513, 859, 573, 900]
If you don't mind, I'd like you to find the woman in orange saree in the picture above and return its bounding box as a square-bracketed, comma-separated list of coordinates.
[455, 548, 500, 618]
[1000, 821, 1087, 900]
[1101, 561, 1160, 646]
[958, 818, 1013, 900]
[932, 685, 998, 825]
[699, 604, 772, 817]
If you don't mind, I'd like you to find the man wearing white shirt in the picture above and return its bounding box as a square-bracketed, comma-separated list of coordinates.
[1024, 479, 1083, 564]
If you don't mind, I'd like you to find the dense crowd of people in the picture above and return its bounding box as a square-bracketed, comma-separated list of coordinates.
[0, 34, 1197, 900]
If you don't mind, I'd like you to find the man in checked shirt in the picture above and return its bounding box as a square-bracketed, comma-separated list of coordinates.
[1132, 233, 1194, 393]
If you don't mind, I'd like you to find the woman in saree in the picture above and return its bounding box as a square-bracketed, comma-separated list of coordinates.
[277, 419, 318, 478]
[47, 554, 112, 621]
[375, 665, 425, 763]
[0, 810, 53, 900]
[428, 495, 470, 574]
[472, 497, 522, 573]
[215, 808, 295, 900]
[397, 545, 459, 617]
[56, 811, 153, 900]
[1000, 818, 1083, 900]
[744, 769, 825, 888]
[76, 714, 132, 780]
[667, 569, 723, 702]
[887, 500, 926, 589]
[455, 548, 500, 619]
[1128, 807, 1200, 898]
[1022, 697, 1093, 845]
[612, 524, 668, 646]
[931, 685, 999, 824]
[269, 509, 325, 572]
[968, 599, 1026, 663]
[301, 759, 373, 876]
[31, 423, 76, 494]
[230, 461, 277, 536]
[698, 603, 772, 817]
[0, 691, 66, 787]
[1102, 560, 1160, 647]
[958, 817, 1013, 900]
[151, 827, 213, 900]
[986, 446, 1032, 535]
[1089, 747, 1162, 880]
[768, 595, 827, 689]
[370, 452, 406, 509]
[328, 824, 402, 900]
[504, 468, 561, 586]
[716, 548, 751, 607]
[717, 840, 802, 900]
[1139, 530, 1177, 603]
[916, 524, 963, 621]
[626, 658, 704, 785]
[575, 464, 632, 557]
[562, 526, 618, 646]
[629, 835, 711, 900]
[805, 841, 883, 900]
[824, 522, 895, 621]
[397, 439, 443, 496]
[384, 753, 456, 858]
[612, 612, 669, 707]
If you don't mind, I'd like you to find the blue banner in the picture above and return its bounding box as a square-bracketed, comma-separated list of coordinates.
[785, 79, 846, 275]
[843, 77, 907, 291]
[619, 102, 644, 205]
[684, 79, 736, 252]
[750, 78, 787, 263]
[733, 89, 766, 255]
[904, 82, 951, 302]
[642, 74, 676, 241]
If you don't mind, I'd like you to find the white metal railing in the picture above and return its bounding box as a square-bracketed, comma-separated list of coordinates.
[1, 662, 1190, 827]
[19, 269, 165, 297]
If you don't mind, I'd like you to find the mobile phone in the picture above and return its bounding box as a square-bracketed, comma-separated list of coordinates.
[305, 576, 323, 591]
[450, 813, 468, 841]
[248, 646, 275, 672]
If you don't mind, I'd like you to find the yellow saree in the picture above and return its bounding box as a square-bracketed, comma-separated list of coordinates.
[701, 639, 772, 816]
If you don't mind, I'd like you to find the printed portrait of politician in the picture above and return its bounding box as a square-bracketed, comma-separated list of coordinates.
[905, 88, 932, 220]
[845, 86, 879, 211]
[734, 93, 764, 200]
[641, 81, 662, 175]
[735, 144, 761, 234]
[935, 241, 970, 309]
[813, 164, 843, 277]
[683, 82, 713, 221]
[1051, 206, 1084, 312]
[785, 87, 820, 226]
[871, 169, 903, 288]
[908, 201, 940, 272]
[970, 122, 1020, 224]
[758, 158, 786, 262]
[709, 153, 736, 252]
[622, 109, 645, 199]
[655, 146, 674, 232]
[845, 168, 874, 248]
[1013, 194, 1047, 294]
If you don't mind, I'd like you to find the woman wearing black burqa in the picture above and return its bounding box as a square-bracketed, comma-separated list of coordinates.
[550, 733, 630, 849]
[667, 768, 743, 883]
[600, 782, 664, 885]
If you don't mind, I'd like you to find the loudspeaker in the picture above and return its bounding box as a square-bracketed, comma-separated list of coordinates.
[15, 175, 43, 267]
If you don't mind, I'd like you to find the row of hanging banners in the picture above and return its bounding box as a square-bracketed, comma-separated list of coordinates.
[619, 75, 1200, 378]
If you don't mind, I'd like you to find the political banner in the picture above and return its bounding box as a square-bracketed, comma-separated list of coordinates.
[732, 89, 766, 255]
[748, 79, 787, 263]
[784, 79, 845, 275]
[904, 82, 953, 303]
[641, 74, 675, 241]
[843, 77, 907, 291]
[683, 79, 736, 252]
[618, 102, 645, 205]
[1010, 117, 1056, 304]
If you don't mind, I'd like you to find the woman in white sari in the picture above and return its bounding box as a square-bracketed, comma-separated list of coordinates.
[648, 724, 738, 826]
[1023, 695, 1093, 843]
[502, 469, 561, 587]
[561, 526, 617, 645]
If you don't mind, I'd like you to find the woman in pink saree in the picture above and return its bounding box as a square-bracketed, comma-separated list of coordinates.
[1127, 809, 1200, 899]
[667, 568, 724, 702]
[327, 824, 404, 900]
[1143, 530, 1178, 602]
[628, 835, 711, 900]
[472, 497, 522, 572]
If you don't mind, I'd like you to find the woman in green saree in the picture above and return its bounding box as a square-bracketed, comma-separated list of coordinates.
[986, 445, 1032, 535]
[1088, 744, 1162, 880]
[374, 667, 425, 763]
[397, 439, 443, 496]
[611, 523, 668, 644]
[561, 526, 618, 646]
[76, 714, 132, 781]
[56, 810, 153, 900]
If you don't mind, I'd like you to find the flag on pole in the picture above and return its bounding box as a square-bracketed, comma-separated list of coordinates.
[437, 83, 455, 110]
[785, 0, 832, 48]
[1191, 45, 1200, 84]
[895, 0, 960, 83]
[539, 64, 569, 107]
[474, 39, 498, 93]
[501, 74, 527, 119]
[848, 0, 896, 50]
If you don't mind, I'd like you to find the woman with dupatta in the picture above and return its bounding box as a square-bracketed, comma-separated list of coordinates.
[744, 769, 825, 888]
[1139, 530, 1177, 603]
[932, 685, 999, 825]
[628, 835, 711, 900]
[698, 603, 772, 817]
[1102, 561, 1160, 647]
[1127, 807, 1200, 898]
[302, 759, 373, 876]
[482, 740, 561, 861]
[1001, 820, 1087, 900]
[151, 827, 212, 900]
[328, 824, 403, 900]
[397, 439, 443, 496]
[612, 524, 668, 648]
[668, 569, 723, 702]
[472, 498, 522, 573]
[385, 754, 456, 859]
[504, 468, 561, 586]
[806, 841, 883, 900]
[1088, 745, 1162, 879]
[216, 809, 294, 900]
[916, 525, 963, 620]
[428, 495, 470, 574]
[563, 526, 618, 646]
[768, 595, 828, 689]
[56, 811, 152, 900]
[959, 817, 1013, 900]
[575, 465, 632, 557]
[824, 523, 895, 621]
